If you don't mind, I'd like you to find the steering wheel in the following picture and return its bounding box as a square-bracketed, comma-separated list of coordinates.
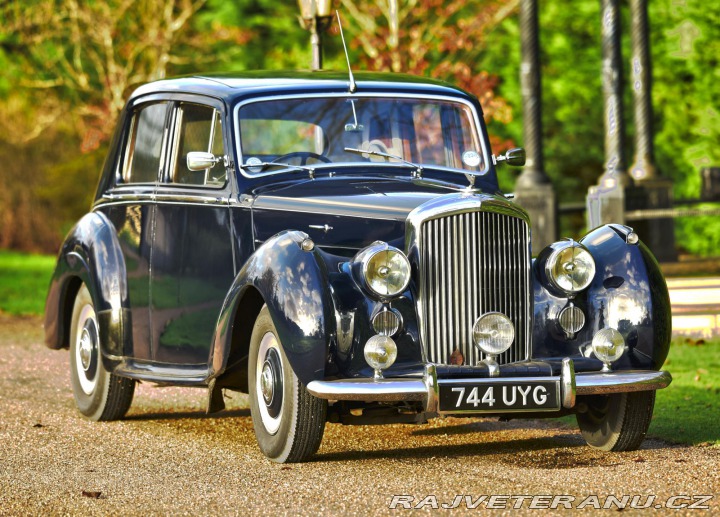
[274, 151, 332, 165]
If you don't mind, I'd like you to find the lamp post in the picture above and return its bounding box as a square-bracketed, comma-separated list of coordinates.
[627, 0, 676, 261]
[298, 0, 333, 71]
[587, 0, 631, 228]
[514, 0, 557, 253]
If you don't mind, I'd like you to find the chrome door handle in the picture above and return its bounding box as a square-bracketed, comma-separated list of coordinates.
[309, 224, 333, 233]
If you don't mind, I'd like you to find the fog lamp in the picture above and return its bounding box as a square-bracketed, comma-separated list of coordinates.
[473, 312, 514, 356]
[591, 328, 626, 370]
[364, 335, 397, 379]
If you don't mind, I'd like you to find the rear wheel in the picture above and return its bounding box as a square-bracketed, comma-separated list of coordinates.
[69, 284, 135, 421]
[248, 305, 326, 463]
[576, 391, 655, 451]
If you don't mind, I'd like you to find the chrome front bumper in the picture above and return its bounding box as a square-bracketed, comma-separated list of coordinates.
[306, 359, 672, 414]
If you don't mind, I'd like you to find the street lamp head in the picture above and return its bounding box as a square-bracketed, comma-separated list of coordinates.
[298, 0, 333, 71]
[298, 0, 332, 20]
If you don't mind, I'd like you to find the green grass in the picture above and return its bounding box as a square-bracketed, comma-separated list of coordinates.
[0, 249, 55, 315]
[649, 338, 720, 446]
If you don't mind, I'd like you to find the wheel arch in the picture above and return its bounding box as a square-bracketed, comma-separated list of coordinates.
[211, 230, 336, 388]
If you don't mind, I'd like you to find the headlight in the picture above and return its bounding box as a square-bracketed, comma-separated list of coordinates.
[473, 312, 514, 356]
[546, 241, 596, 295]
[356, 243, 411, 298]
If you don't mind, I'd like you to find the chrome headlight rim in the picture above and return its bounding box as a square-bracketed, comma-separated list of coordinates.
[356, 242, 411, 299]
[545, 240, 596, 295]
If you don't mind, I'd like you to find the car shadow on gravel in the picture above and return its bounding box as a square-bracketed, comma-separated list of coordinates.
[410, 418, 559, 437]
[315, 432, 674, 469]
[315, 435, 579, 463]
[124, 408, 250, 421]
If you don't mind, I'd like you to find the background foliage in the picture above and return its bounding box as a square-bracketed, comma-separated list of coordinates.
[0, 0, 717, 255]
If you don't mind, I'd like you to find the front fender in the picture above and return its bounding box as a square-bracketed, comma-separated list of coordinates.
[532, 224, 672, 370]
[44, 211, 129, 365]
[582, 225, 672, 369]
[212, 231, 335, 386]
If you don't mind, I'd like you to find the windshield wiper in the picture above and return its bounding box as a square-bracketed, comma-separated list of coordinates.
[239, 161, 317, 179]
[344, 147, 423, 178]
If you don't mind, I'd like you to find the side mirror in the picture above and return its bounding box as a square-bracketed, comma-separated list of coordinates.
[187, 151, 221, 171]
[494, 147, 526, 167]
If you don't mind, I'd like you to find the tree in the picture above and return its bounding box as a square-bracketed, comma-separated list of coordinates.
[2, 0, 208, 151]
[339, 0, 518, 149]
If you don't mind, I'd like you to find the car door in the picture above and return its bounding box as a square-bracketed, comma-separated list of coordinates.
[150, 96, 236, 365]
[98, 98, 171, 360]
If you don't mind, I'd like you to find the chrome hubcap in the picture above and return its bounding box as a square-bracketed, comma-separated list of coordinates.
[261, 360, 275, 405]
[79, 328, 94, 371]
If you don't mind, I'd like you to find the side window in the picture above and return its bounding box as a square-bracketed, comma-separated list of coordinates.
[170, 103, 226, 187]
[123, 102, 169, 183]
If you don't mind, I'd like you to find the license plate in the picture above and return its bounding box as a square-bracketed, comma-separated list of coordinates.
[438, 379, 560, 412]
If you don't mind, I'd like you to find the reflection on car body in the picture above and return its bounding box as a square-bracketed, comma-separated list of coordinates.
[45, 71, 672, 463]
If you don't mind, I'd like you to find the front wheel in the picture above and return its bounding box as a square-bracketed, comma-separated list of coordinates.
[576, 391, 656, 451]
[69, 284, 135, 421]
[248, 305, 327, 463]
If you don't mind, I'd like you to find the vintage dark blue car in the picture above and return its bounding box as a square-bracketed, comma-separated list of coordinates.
[45, 71, 672, 462]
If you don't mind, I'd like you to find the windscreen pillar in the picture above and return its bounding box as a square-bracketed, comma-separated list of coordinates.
[626, 0, 676, 262]
[514, 0, 557, 254]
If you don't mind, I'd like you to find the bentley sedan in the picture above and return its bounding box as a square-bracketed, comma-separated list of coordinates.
[45, 71, 672, 462]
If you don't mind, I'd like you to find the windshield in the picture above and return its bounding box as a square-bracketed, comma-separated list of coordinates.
[236, 95, 487, 176]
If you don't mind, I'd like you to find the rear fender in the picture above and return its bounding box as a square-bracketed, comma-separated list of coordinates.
[44, 212, 129, 368]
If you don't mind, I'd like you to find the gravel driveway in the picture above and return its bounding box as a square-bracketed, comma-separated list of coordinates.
[1, 313, 718, 515]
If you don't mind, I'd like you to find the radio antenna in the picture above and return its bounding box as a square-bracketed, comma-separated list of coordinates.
[336, 10, 357, 93]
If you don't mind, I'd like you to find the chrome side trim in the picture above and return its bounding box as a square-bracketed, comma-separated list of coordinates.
[575, 370, 672, 395]
[153, 193, 228, 205]
[95, 191, 230, 207]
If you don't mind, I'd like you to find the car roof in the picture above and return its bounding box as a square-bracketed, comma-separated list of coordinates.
[129, 70, 477, 105]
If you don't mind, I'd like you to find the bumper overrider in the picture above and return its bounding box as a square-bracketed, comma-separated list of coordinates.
[307, 359, 672, 415]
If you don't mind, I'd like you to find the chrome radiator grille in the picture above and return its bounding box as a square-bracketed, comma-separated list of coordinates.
[417, 210, 531, 365]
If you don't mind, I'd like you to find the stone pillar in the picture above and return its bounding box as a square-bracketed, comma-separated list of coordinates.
[627, 0, 676, 262]
[588, 0, 635, 229]
[514, 0, 557, 253]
